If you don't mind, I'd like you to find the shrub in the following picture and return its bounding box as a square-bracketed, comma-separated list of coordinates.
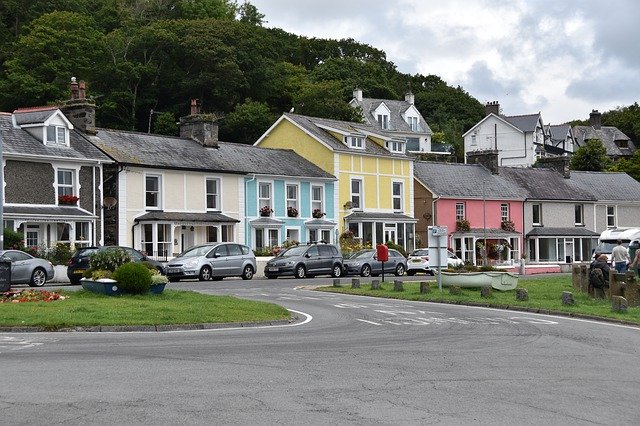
[48, 242, 72, 265]
[3, 228, 25, 250]
[90, 248, 131, 272]
[456, 219, 470, 231]
[385, 241, 407, 257]
[90, 269, 113, 280]
[151, 274, 169, 285]
[112, 262, 152, 294]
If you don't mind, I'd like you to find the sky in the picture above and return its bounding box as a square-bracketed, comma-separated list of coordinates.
[249, 0, 640, 124]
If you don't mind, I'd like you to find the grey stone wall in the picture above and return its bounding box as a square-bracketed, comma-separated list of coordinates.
[5, 160, 54, 204]
[79, 166, 94, 212]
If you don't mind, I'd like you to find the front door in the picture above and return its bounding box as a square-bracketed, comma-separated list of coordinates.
[182, 227, 195, 252]
[384, 225, 396, 245]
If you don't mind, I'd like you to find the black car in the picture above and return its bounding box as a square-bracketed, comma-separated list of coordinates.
[67, 246, 165, 285]
[264, 243, 343, 279]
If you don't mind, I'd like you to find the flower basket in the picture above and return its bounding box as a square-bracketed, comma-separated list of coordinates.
[287, 206, 299, 217]
[456, 219, 470, 232]
[259, 206, 273, 217]
[58, 195, 79, 205]
[312, 209, 326, 219]
[501, 220, 515, 232]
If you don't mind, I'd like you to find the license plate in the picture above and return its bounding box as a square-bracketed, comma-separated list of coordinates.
[167, 268, 179, 274]
[267, 267, 278, 272]
[410, 259, 421, 263]
[73, 269, 86, 275]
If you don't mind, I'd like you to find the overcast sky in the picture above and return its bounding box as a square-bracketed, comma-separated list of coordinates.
[250, 0, 639, 124]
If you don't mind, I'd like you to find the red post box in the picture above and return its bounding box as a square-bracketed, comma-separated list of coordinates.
[376, 244, 389, 262]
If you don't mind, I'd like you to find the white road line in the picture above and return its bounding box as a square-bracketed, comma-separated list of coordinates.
[356, 319, 381, 326]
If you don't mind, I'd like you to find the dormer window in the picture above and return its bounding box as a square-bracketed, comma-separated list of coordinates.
[346, 135, 365, 149]
[616, 140, 629, 148]
[46, 125, 67, 144]
[407, 116, 418, 131]
[377, 114, 389, 129]
[386, 140, 405, 154]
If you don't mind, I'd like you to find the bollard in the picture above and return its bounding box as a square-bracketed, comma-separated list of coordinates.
[351, 278, 360, 289]
[561, 291, 574, 305]
[371, 279, 381, 290]
[449, 285, 462, 295]
[480, 285, 492, 298]
[515, 288, 529, 301]
[393, 280, 403, 291]
[332, 279, 341, 287]
[612, 295, 628, 313]
[419, 281, 430, 294]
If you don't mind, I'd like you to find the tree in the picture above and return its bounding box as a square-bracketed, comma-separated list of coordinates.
[611, 150, 640, 182]
[293, 80, 362, 122]
[219, 99, 274, 144]
[153, 112, 178, 136]
[237, 1, 264, 25]
[570, 139, 612, 171]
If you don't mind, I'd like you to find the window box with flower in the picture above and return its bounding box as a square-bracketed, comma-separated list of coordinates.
[58, 195, 79, 205]
[312, 209, 326, 219]
[287, 206, 299, 217]
[501, 220, 516, 232]
[259, 205, 273, 217]
[456, 218, 470, 232]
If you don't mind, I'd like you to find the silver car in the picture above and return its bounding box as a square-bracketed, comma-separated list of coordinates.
[0, 249, 55, 287]
[343, 249, 407, 277]
[165, 243, 256, 282]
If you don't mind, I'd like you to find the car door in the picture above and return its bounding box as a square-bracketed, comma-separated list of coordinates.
[209, 244, 229, 276]
[305, 246, 321, 273]
[225, 244, 244, 275]
[318, 245, 335, 273]
[4, 251, 31, 283]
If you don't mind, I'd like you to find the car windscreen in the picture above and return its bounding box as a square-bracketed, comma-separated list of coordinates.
[76, 248, 100, 258]
[597, 241, 629, 253]
[279, 246, 308, 257]
[350, 250, 373, 259]
[410, 249, 429, 257]
[177, 245, 214, 258]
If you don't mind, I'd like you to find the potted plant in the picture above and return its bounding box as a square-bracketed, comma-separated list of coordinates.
[312, 209, 326, 219]
[456, 218, 470, 232]
[287, 206, 299, 217]
[58, 195, 79, 205]
[260, 205, 273, 217]
[501, 220, 516, 232]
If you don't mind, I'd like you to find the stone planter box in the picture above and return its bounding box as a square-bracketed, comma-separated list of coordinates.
[81, 278, 122, 296]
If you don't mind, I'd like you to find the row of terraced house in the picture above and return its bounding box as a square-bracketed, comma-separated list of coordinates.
[2, 80, 640, 267]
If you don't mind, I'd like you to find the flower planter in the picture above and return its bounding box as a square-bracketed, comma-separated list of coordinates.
[81, 278, 122, 296]
[149, 283, 166, 294]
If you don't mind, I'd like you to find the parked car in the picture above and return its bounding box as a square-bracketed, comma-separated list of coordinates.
[343, 249, 406, 277]
[0, 249, 55, 287]
[406, 248, 463, 275]
[67, 246, 166, 285]
[264, 243, 343, 279]
[165, 243, 256, 282]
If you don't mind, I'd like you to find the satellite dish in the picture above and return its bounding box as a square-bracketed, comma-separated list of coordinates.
[103, 197, 118, 209]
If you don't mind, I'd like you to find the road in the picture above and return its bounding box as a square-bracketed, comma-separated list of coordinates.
[2, 276, 639, 424]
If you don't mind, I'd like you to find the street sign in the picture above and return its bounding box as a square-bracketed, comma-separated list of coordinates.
[431, 226, 448, 237]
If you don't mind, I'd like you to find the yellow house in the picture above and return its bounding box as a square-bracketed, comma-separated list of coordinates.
[255, 113, 416, 251]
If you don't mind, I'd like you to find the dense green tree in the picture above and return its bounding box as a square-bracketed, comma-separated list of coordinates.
[219, 99, 274, 144]
[611, 150, 640, 182]
[237, 1, 264, 25]
[153, 111, 179, 136]
[293, 80, 363, 122]
[603, 103, 640, 146]
[570, 139, 612, 171]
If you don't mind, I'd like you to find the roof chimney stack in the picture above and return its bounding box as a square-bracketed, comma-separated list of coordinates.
[485, 101, 500, 116]
[589, 109, 602, 130]
[353, 88, 363, 102]
[59, 77, 96, 134]
[180, 99, 219, 148]
[405, 92, 414, 105]
[466, 149, 500, 175]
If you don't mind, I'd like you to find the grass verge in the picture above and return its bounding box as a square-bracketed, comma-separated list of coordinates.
[317, 276, 640, 325]
[0, 290, 290, 330]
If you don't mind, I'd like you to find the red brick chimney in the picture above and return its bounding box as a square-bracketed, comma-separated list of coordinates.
[59, 77, 96, 134]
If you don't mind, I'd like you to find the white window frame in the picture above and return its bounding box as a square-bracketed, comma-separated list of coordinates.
[501, 204, 509, 222]
[386, 140, 405, 154]
[205, 177, 220, 211]
[350, 178, 363, 210]
[57, 168, 75, 197]
[141, 222, 171, 258]
[285, 227, 300, 244]
[258, 182, 272, 211]
[311, 185, 323, 214]
[392, 181, 403, 212]
[606, 205, 616, 227]
[407, 116, 418, 131]
[346, 135, 365, 149]
[377, 114, 389, 129]
[145, 174, 162, 210]
[574, 204, 584, 226]
[46, 125, 67, 145]
[533, 204, 543, 226]
[286, 183, 299, 210]
[455, 202, 465, 221]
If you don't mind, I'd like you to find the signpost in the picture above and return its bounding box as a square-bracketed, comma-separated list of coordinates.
[428, 226, 448, 291]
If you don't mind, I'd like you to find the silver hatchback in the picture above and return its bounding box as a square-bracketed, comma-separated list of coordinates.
[165, 243, 256, 282]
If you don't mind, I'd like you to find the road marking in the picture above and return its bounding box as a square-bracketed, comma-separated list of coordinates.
[356, 319, 381, 326]
[0, 336, 44, 353]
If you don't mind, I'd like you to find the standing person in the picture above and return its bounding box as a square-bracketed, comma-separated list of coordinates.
[611, 240, 630, 273]
[589, 253, 610, 297]
[629, 246, 640, 277]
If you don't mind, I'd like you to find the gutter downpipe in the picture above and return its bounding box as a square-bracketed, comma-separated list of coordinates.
[245, 174, 256, 247]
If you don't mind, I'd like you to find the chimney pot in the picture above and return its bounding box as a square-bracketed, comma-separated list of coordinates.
[353, 88, 363, 102]
[405, 92, 414, 105]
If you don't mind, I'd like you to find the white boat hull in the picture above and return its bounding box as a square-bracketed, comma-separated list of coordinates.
[436, 271, 518, 291]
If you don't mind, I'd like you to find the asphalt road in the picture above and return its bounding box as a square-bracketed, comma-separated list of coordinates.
[2, 276, 639, 425]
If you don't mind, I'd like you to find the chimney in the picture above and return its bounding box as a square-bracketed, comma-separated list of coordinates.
[485, 101, 500, 116]
[59, 77, 96, 134]
[179, 99, 219, 148]
[353, 88, 363, 102]
[589, 109, 602, 130]
[466, 149, 499, 175]
[405, 92, 414, 105]
[535, 156, 571, 178]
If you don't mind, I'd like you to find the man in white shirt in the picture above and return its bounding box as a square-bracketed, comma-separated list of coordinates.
[611, 240, 630, 273]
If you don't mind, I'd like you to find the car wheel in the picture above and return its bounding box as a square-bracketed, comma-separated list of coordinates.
[241, 265, 254, 280]
[199, 266, 212, 281]
[360, 264, 371, 277]
[29, 268, 47, 287]
[395, 264, 405, 276]
[406, 270, 415, 276]
[294, 264, 306, 279]
[168, 277, 180, 282]
[332, 263, 343, 278]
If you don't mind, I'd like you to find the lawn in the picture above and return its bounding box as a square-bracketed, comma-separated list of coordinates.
[0, 289, 291, 330]
[318, 275, 640, 325]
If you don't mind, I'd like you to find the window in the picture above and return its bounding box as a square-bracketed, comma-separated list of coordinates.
[286, 228, 299, 243]
[574, 204, 584, 225]
[346, 135, 364, 149]
[377, 114, 389, 129]
[392, 182, 403, 211]
[207, 226, 218, 243]
[26, 225, 39, 247]
[255, 228, 279, 249]
[311, 185, 323, 213]
[407, 116, 418, 131]
[616, 140, 629, 148]
[501, 204, 509, 222]
[455, 203, 465, 221]
[533, 204, 542, 226]
[386, 140, 405, 153]
[75, 222, 90, 247]
[351, 179, 362, 209]
[142, 223, 171, 258]
[145, 175, 161, 209]
[471, 134, 477, 146]
[206, 178, 219, 210]
[286, 184, 298, 210]
[56, 223, 70, 242]
[606, 205, 616, 227]
[46, 125, 66, 144]
[57, 169, 74, 197]
[258, 182, 272, 210]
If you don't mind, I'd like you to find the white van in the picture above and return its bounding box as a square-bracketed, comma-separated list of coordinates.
[595, 227, 640, 263]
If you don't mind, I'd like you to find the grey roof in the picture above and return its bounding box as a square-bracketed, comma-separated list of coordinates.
[0, 112, 111, 162]
[353, 97, 433, 135]
[499, 167, 596, 201]
[572, 125, 635, 157]
[503, 114, 541, 132]
[569, 171, 640, 201]
[12, 107, 58, 125]
[135, 211, 239, 223]
[304, 218, 337, 228]
[283, 113, 412, 159]
[548, 124, 571, 141]
[451, 228, 520, 238]
[527, 227, 600, 237]
[414, 161, 524, 199]
[249, 217, 284, 227]
[89, 128, 334, 178]
[344, 212, 416, 222]
[2, 205, 96, 218]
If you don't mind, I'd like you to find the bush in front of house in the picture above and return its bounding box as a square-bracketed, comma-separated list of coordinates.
[112, 262, 152, 294]
[3, 228, 25, 250]
[89, 247, 132, 272]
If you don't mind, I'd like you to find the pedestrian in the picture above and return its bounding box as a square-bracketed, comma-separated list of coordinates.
[589, 253, 610, 296]
[611, 240, 630, 273]
[629, 246, 640, 278]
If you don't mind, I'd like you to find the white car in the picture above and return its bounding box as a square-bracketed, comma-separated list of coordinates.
[406, 248, 463, 276]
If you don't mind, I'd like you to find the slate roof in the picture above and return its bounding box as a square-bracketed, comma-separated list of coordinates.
[498, 167, 596, 201]
[503, 114, 541, 133]
[88, 128, 334, 178]
[413, 161, 524, 200]
[526, 227, 600, 237]
[135, 211, 239, 223]
[451, 228, 520, 238]
[0, 112, 111, 162]
[282, 113, 411, 159]
[569, 171, 640, 202]
[2, 205, 96, 218]
[353, 97, 433, 135]
[573, 125, 635, 157]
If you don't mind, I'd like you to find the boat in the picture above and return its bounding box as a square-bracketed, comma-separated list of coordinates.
[434, 271, 518, 291]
